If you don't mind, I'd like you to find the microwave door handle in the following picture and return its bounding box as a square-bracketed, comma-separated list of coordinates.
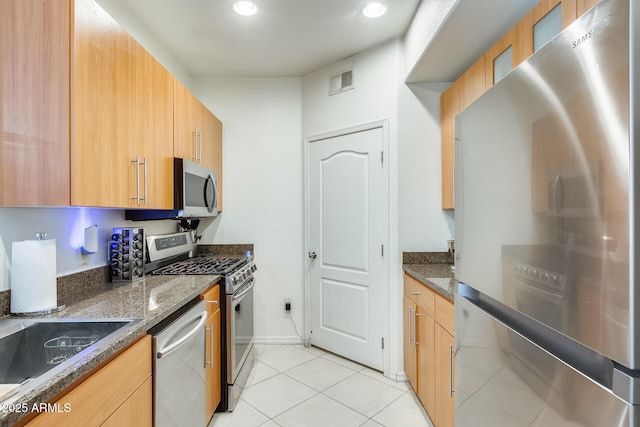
[204, 174, 217, 213]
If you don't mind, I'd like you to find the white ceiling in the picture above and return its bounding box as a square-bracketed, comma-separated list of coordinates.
[122, 0, 421, 78]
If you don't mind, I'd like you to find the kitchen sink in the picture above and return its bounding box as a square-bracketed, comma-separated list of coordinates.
[0, 318, 141, 397]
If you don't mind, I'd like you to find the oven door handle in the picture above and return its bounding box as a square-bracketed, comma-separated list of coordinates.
[232, 278, 256, 302]
[156, 310, 208, 359]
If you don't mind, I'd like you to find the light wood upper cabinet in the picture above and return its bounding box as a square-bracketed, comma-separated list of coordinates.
[72, 0, 137, 208]
[0, 0, 70, 206]
[174, 79, 224, 210]
[134, 45, 174, 209]
[577, 0, 601, 15]
[485, 27, 518, 90]
[459, 56, 486, 111]
[515, 0, 577, 64]
[72, 0, 173, 209]
[173, 78, 199, 163]
[440, 81, 459, 210]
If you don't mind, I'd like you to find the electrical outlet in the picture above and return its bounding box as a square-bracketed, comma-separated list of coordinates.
[284, 297, 291, 312]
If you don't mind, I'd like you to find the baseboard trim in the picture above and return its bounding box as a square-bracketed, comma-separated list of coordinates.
[253, 336, 304, 345]
[389, 370, 408, 382]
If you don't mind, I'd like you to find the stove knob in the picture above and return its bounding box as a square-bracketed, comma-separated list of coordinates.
[133, 233, 143, 241]
[132, 250, 142, 259]
[134, 268, 143, 277]
[134, 259, 143, 267]
[122, 271, 130, 279]
[111, 268, 121, 277]
[111, 233, 121, 242]
[134, 241, 143, 250]
[251, 264, 257, 272]
[230, 276, 236, 286]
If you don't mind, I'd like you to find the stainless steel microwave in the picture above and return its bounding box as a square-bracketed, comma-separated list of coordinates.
[547, 162, 602, 219]
[125, 158, 218, 220]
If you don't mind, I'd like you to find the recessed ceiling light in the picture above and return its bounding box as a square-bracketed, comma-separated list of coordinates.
[232, 0, 258, 17]
[362, 2, 387, 18]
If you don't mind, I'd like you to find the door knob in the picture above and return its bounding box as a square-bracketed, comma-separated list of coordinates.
[308, 251, 317, 259]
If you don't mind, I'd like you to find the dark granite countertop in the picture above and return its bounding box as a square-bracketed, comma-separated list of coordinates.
[0, 274, 220, 426]
[403, 264, 455, 302]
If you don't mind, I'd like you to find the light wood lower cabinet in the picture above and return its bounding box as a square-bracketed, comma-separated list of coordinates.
[26, 335, 151, 427]
[434, 326, 455, 427]
[101, 377, 152, 427]
[203, 284, 222, 422]
[403, 273, 454, 427]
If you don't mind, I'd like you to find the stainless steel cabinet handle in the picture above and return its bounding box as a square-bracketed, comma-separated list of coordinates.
[207, 300, 219, 306]
[141, 157, 147, 205]
[308, 252, 317, 259]
[131, 155, 141, 204]
[205, 326, 213, 367]
[198, 130, 202, 163]
[157, 310, 207, 359]
[409, 308, 416, 348]
[210, 325, 214, 368]
[411, 292, 421, 296]
[414, 312, 422, 345]
[204, 326, 214, 368]
[449, 345, 455, 397]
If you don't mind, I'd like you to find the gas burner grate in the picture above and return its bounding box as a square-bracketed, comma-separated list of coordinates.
[152, 256, 246, 276]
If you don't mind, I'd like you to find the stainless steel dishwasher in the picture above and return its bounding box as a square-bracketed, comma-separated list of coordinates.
[153, 300, 207, 427]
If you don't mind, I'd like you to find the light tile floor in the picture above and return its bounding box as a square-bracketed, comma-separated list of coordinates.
[209, 344, 434, 427]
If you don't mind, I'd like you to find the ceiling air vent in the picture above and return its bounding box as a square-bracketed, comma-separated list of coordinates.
[329, 68, 354, 96]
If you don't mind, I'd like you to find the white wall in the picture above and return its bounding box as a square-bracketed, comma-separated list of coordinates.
[0, 208, 177, 291]
[398, 82, 455, 249]
[192, 77, 304, 343]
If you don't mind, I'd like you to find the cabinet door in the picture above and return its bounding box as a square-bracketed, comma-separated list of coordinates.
[0, 0, 70, 206]
[416, 308, 435, 419]
[173, 78, 198, 163]
[27, 336, 151, 427]
[204, 285, 221, 420]
[136, 46, 173, 209]
[71, 0, 136, 208]
[516, 0, 577, 64]
[485, 27, 517, 89]
[435, 326, 455, 427]
[101, 377, 152, 427]
[459, 56, 486, 111]
[403, 294, 418, 391]
[199, 106, 223, 211]
[440, 81, 459, 210]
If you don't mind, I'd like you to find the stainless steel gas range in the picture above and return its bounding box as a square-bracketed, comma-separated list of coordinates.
[146, 231, 256, 412]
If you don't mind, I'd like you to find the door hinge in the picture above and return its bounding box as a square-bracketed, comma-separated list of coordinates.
[381, 244, 384, 256]
[381, 337, 384, 349]
[381, 151, 384, 164]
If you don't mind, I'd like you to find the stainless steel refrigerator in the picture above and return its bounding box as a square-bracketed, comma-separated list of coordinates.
[454, 0, 639, 425]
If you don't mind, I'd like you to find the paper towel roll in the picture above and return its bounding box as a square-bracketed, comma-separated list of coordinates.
[11, 238, 57, 314]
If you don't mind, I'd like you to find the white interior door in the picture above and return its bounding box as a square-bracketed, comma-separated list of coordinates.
[308, 126, 385, 370]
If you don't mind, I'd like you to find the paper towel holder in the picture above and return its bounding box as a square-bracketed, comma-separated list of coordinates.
[81, 225, 98, 255]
